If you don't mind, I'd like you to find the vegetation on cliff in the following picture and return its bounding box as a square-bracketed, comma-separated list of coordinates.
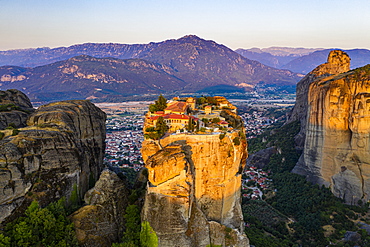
[111, 168, 157, 247]
[148, 94, 167, 113]
[0, 198, 78, 246]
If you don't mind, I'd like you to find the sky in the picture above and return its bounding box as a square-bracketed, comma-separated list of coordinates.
[1, 0, 370, 51]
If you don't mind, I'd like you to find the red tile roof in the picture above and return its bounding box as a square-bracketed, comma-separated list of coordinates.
[148, 113, 198, 121]
[165, 102, 188, 112]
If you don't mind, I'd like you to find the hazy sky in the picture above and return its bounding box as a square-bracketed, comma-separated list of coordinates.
[1, 0, 369, 51]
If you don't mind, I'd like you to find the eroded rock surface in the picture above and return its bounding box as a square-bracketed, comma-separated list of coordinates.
[287, 50, 351, 149]
[142, 132, 249, 246]
[71, 170, 129, 247]
[292, 50, 370, 204]
[0, 98, 106, 224]
[0, 89, 34, 129]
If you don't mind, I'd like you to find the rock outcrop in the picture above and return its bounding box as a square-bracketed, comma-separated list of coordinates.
[71, 170, 129, 247]
[141, 130, 249, 245]
[247, 147, 277, 169]
[287, 50, 351, 149]
[0, 97, 106, 224]
[0, 89, 34, 129]
[292, 50, 370, 204]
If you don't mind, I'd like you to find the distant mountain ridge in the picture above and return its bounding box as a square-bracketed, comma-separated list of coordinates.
[0, 43, 157, 68]
[236, 47, 370, 74]
[281, 49, 370, 74]
[235, 47, 323, 70]
[0, 35, 301, 102]
[0, 55, 186, 101]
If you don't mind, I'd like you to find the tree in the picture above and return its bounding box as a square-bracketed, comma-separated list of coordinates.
[140, 221, 158, 247]
[0, 233, 10, 247]
[4, 199, 77, 246]
[156, 94, 167, 111]
[207, 96, 217, 105]
[149, 94, 167, 113]
[233, 136, 240, 145]
[212, 117, 220, 124]
[121, 205, 141, 246]
[155, 116, 168, 137]
[196, 97, 207, 105]
[186, 118, 195, 132]
[202, 118, 209, 124]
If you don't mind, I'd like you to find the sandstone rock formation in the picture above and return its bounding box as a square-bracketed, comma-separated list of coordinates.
[141, 121, 249, 245]
[287, 50, 351, 149]
[292, 50, 370, 204]
[0, 89, 34, 129]
[71, 169, 129, 247]
[0, 97, 106, 224]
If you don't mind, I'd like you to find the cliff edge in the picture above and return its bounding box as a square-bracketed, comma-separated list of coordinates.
[287, 50, 350, 149]
[141, 96, 249, 247]
[292, 51, 370, 204]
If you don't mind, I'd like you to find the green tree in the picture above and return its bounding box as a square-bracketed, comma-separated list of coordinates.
[0, 233, 10, 247]
[120, 205, 141, 246]
[202, 118, 209, 124]
[233, 136, 240, 145]
[148, 104, 158, 113]
[212, 117, 220, 124]
[156, 94, 167, 111]
[155, 116, 168, 137]
[140, 221, 158, 247]
[206, 97, 217, 105]
[149, 94, 167, 113]
[4, 199, 77, 246]
[186, 118, 195, 132]
[196, 97, 207, 105]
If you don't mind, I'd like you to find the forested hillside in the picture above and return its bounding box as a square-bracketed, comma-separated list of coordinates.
[244, 121, 370, 246]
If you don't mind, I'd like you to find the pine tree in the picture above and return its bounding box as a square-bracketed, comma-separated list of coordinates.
[149, 94, 167, 113]
[140, 221, 158, 247]
[155, 116, 168, 137]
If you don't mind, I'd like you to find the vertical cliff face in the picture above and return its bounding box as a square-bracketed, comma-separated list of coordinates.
[287, 50, 351, 149]
[0, 99, 106, 224]
[141, 131, 249, 246]
[292, 50, 370, 204]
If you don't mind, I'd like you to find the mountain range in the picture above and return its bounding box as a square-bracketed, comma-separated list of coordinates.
[236, 47, 370, 74]
[0, 35, 301, 102]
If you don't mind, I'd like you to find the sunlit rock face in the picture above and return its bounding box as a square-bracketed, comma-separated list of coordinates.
[287, 50, 351, 149]
[293, 50, 370, 204]
[141, 115, 249, 246]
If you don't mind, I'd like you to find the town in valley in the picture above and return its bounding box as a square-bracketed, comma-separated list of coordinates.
[97, 93, 294, 199]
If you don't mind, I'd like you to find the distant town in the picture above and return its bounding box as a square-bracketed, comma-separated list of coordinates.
[96, 95, 293, 199]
